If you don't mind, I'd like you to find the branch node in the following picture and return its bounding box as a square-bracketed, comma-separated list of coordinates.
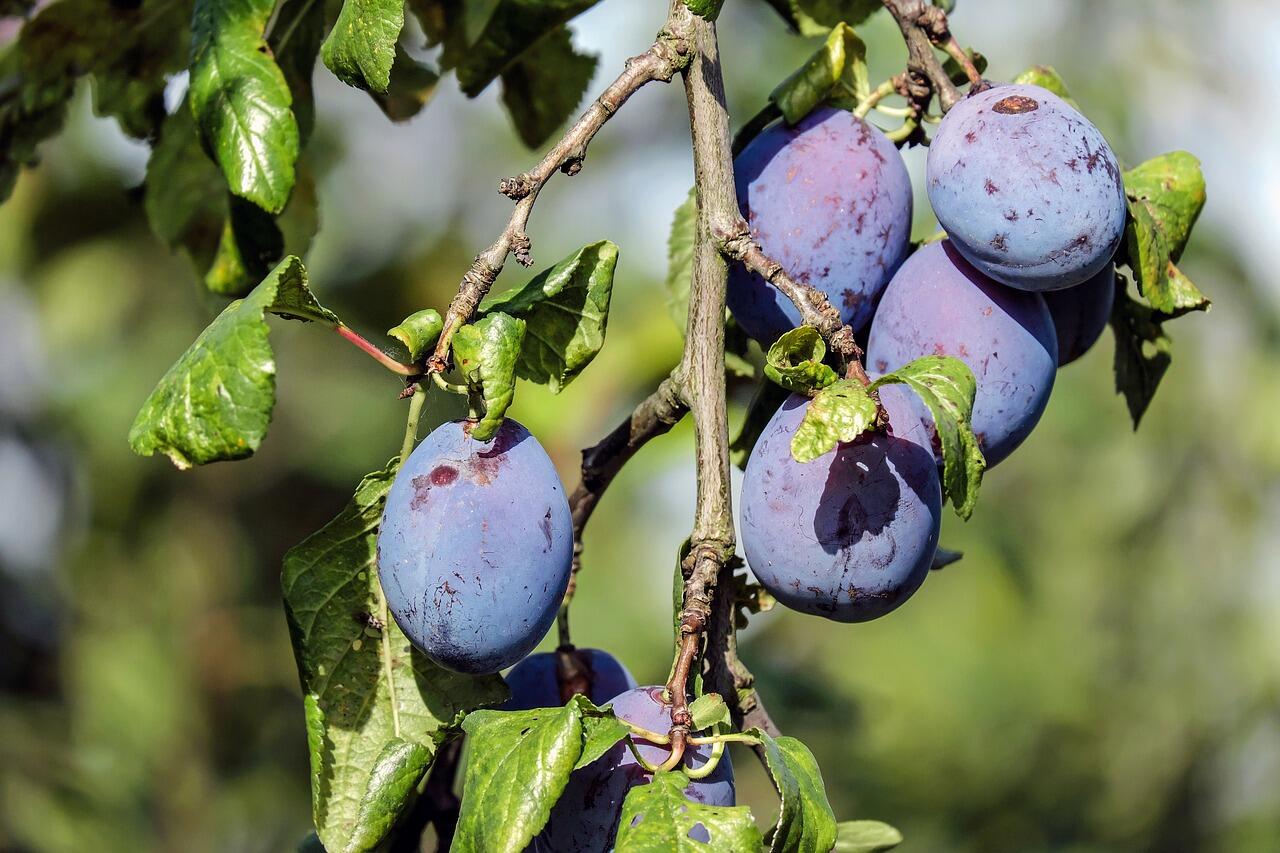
[498, 175, 533, 199]
[511, 231, 533, 267]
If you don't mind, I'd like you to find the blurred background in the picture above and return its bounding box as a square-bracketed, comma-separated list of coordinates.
[1, 0, 1278, 850]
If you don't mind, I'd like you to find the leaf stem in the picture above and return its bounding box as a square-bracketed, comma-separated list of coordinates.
[335, 324, 419, 376]
[683, 739, 726, 779]
[400, 386, 426, 461]
[429, 371, 469, 395]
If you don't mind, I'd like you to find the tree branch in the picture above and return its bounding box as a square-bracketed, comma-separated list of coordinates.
[882, 0, 969, 113]
[425, 25, 695, 375]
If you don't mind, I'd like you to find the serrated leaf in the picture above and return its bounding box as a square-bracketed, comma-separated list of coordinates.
[128, 256, 336, 468]
[453, 0, 600, 98]
[688, 694, 730, 731]
[348, 739, 435, 852]
[576, 700, 630, 770]
[1109, 278, 1172, 427]
[1122, 152, 1209, 315]
[753, 731, 837, 853]
[371, 45, 441, 121]
[770, 22, 868, 124]
[481, 241, 617, 392]
[683, 0, 724, 21]
[615, 771, 763, 852]
[791, 379, 878, 464]
[666, 189, 698, 332]
[499, 26, 597, 148]
[387, 309, 443, 361]
[1012, 65, 1075, 108]
[322, 0, 404, 93]
[455, 701, 588, 852]
[283, 463, 506, 853]
[833, 820, 903, 852]
[872, 356, 985, 519]
[765, 327, 838, 394]
[454, 312, 526, 441]
[190, 0, 299, 212]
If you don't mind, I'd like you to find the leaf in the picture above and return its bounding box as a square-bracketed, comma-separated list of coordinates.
[791, 379, 878, 464]
[770, 22, 868, 124]
[1110, 278, 1172, 428]
[453, 0, 600, 97]
[614, 771, 763, 852]
[754, 732, 837, 853]
[205, 196, 286, 296]
[453, 312, 527, 441]
[765, 327, 838, 394]
[688, 694, 730, 731]
[371, 46, 441, 122]
[1012, 65, 1076, 108]
[665, 189, 698, 333]
[348, 739, 435, 852]
[481, 241, 617, 392]
[833, 820, 903, 852]
[272, 0, 328, 144]
[872, 356, 985, 520]
[683, 0, 724, 21]
[1122, 152, 1210, 315]
[454, 699, 589, 853]
[283, 463, 507, 853]
[406, 0, 469, 70]
[931, 547, 963, 570]
[190, 0, 300, 212]
[576, 703, 630, 770]
[499, 26, 598, 148]
[128, 256, 334, 468]
[388, 309, 444, 361]
[321, 0, 404, 93]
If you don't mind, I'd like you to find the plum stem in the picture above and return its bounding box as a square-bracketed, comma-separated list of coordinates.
[429, 371, 468, 396]
[854, 78, 899, 119]
[399, 386, 426, 461]
[683, 739, 726, 779]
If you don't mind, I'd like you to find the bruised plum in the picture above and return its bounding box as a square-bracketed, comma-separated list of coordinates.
[867, 241, 1058, 466]
[503, 648, 636, 711]
[728, 106, 913, 344]
[377, 419, 572, 675]
[739, 385, 942, 623]
[1044, 264, 1115, 366]
[927, 84, 1126, 291]
[533, 685, 735, 851]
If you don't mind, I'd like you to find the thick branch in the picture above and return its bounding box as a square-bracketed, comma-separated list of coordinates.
[882, 0, 967, 113]
[426, 26, 694, 374]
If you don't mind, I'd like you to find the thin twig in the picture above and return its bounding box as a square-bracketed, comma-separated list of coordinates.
[881, 0, 967, 113]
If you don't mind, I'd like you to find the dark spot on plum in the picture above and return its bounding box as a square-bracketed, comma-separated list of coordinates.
[1004, 209, 1019, 221]
[964, 130, 978, 144]
[984, 179, 1000, 195]
[410, 475, 433, 509]
[430, 465, 458, 486]
[990, 233, 1009, 252]
[875, 359, 888, 373]
[541, 508, 553, 552]
[841, 289, 862, 310]
[993, 95, 1039, 114]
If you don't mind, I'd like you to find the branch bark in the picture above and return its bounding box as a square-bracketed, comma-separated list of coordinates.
[881, 0, 970, 113]
[426, 25, 694, 374]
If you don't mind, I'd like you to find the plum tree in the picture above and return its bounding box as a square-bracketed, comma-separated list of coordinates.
[1044, 265, 1116, 366]
[867, 241, 1058, 466]
[728, 106, 913, 344]
[534, 686, 735, 851]
[377, 419, 572, 675]
[739, 385, 942, 622]
[926, 83, 1127, 292]
[503, 648, 636, 710]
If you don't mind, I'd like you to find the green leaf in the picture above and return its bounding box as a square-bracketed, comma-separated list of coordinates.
[453, 312, 527, 441]
[482, 241, 618, 392]
[765, 327, 838, 394]
[455, 700, 589, 852]
[499, 26, 598, 148]
[753, 732, 837, 853]
[453, 0, 600, 98]
[688, 693, 730, 731]
[614, 771, 763, 852]
[1122, 152, 1210, 315]
[576, 701, 631, 770]
[283, 463, 507, 853]
[1110, 278, 1172, 428]
[272, 0, 327, 144]
[128, 256, 336, 468]
[833, 820, 903, 852]
[770, 22, 868, 124]
[348, 739, 436, 852]
[1012, 65, 1076, 108]
[406, 0, 469, 70]
[388, 309, 444, 361]
[371, 46, 441, 122]
[665, 189, 698, 333]
[791, 379, 878, 464]
[872, 356, 985, 519]
[205, 196, 286, 296]
[190, 0, 300, 213]
[322, 0, 404, 93]
[683, 0, 724, 21]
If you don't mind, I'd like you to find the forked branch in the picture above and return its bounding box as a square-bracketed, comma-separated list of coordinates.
[882, 0, 972, 113]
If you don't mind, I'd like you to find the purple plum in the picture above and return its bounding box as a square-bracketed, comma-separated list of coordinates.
[504, 649, 637, 711]
[1044, 264, 1115, 366]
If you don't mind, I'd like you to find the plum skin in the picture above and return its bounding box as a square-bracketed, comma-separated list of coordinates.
[867, 241, 1058, 467]
[728, 106, 913, 345]
[533, 685, 735, 851]
[739, 384, 942, 623]
[927, 83, 1127, 292]
[503, 649, 637, 711]
[377, 419, 572, 675]
[1044, 264, 1115, 366]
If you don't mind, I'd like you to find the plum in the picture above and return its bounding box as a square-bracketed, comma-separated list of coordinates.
[504, 648, 637, 711]
[728, 106, 913, 344]
[377, 419, 572, 675]
[867, 241, 1057, 466]
[739, 384, 942, 622]
[927, 83, 1126, 291]
[534, 685, 735, 851]
[1044, 264, 1115, 366]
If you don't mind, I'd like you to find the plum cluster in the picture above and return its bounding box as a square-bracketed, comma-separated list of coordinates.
[736, 84, 1123, 622]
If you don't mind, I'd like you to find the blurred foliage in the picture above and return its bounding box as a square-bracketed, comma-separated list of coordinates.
[1, 0, 1278, 851]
